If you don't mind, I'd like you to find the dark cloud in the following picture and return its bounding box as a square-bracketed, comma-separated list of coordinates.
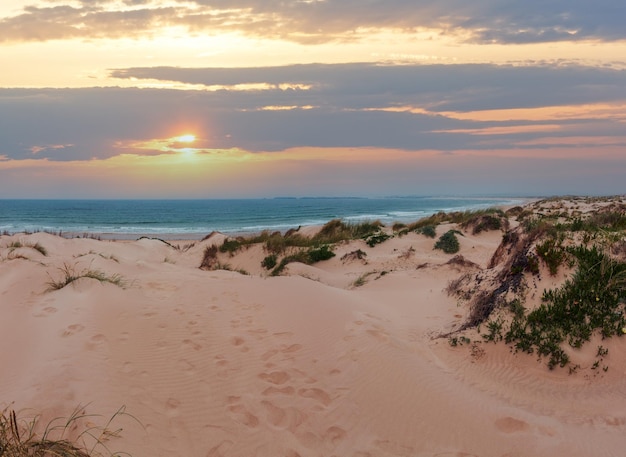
[1, 63, 625, 161]
[111, 63, 626, 112]
[1, 0, 625, 44]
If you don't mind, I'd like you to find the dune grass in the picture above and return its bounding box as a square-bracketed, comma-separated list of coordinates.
[0, 406, 134, 457]
[5, 241, 48, 257]
[46, 264, 125, 291]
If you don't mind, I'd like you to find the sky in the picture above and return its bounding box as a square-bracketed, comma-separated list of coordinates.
[1, 1, 625, 198]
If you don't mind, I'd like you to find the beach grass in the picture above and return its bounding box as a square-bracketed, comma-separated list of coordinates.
[46, 264, 125, 291]
[0, 406, 133, 457]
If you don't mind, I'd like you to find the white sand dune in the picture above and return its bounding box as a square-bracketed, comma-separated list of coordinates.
[2, 199, 626, 456]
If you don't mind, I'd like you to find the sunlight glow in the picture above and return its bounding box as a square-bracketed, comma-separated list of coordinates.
[176, 134, 196, 143]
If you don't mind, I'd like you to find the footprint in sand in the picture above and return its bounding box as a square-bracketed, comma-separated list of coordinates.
[374, 439, 415, 456]
[177, 359, 196, 374]
[282, 343, 302, 353]
[324, 426, 347, 445]
[366, 325, 389, 343]
[261, 400, 307, 431]
[262, 386, 296, 397]
[495, 417, 530, 433]
[433, 453, 479, 457]
[298, 387, 332, 406]
[86, 334, 107, 350]
[165, 398, 181, 411]
[230, 336, 250, 352]
[206, 440, 234, 457]
[259, 371, 291, 385]
[182, 339, 203, 351]
[226, 397, 260, 428]
[62, 324, 85, 337]
[33, 306, 58, 317]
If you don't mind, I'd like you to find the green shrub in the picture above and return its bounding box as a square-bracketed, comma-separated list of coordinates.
[417, 225, 437, 238]
[307, 245, 335, 263]
[261, 254, 278, 270]
[536, 238, 566, 275]
[504, 245, 626, 369]
[434, 230, 460, 254]
[471, 215, 502, 234]
[219, 239, 242, 255]
[270, 245, 335, 276]
[364, 232, 391, 247]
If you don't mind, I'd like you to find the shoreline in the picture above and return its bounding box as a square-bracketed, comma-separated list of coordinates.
[3, 198, 537, 242]
[0, 196, 532, 241]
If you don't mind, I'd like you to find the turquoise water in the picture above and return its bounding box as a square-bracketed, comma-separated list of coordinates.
[0, 197, 525, 239]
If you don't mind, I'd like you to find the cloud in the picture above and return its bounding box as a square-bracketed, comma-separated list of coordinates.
[110, 63, 626, 112]
[1, 1, 625, 44]
[0, 62, 625, 162]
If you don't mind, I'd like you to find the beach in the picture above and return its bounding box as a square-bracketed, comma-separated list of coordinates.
[2, 197, 626, 457]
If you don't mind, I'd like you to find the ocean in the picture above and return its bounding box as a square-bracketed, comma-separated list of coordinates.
[0, 197, 526, 239]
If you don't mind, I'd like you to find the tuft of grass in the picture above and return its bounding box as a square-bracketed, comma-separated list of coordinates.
[535, 238, 566, 276]
[0, 405, 136, 457]
[6, 241, 47, 256]
[340, 249, 367, 262]
[30, 243, 48, 256]
[46, 264, 125, 291]
[352, 271, 377, 288]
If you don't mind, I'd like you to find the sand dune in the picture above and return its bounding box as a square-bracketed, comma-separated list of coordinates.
[2, 199, 626, 456]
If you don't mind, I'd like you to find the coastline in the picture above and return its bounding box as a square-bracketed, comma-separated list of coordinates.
[2, 196, 625, 457]
[0, 196, 531, 241]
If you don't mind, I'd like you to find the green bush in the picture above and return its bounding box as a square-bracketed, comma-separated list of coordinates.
[261, 254, 277, 270]
[504, 245, 626, 369]
[434, 230, 460, 254]
[417, 225, 437, 238]
[471, 215, 502, 234]
[270, 245, 335, 276]
[536, 238, 566, 275]
[364, 232, 391, 247]
[307, 245, 335, 263]
[219, 239, 242, 255]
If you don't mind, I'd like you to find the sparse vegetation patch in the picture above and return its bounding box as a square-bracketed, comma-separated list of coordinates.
[0, 406, 134, 457]
[446, 197, 626, 370]
[46, 263, 125, 291]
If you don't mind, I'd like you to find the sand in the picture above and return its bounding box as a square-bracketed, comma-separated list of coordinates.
[2, 198, 626, 457]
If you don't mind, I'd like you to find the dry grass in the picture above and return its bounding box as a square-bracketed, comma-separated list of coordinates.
[46, 264, 125, 291]
[0, 406, 134, 457]
[5, 241, 48, 257]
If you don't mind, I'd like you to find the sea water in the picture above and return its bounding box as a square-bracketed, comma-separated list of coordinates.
[0, 197, 526, 239]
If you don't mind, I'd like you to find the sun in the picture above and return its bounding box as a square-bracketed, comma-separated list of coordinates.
[176, 134, 196, 143]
